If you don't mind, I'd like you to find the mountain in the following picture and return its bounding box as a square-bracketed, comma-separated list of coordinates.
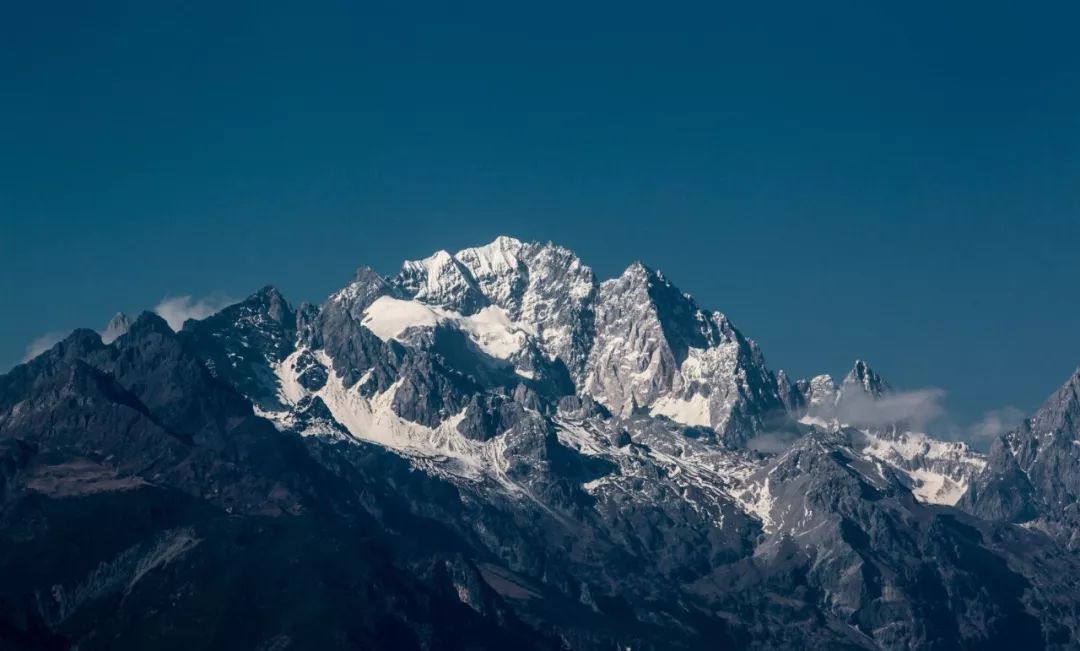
[100, 312, 131, 344]
[787, 359, 985, 506]
[961, 368, 1080, 548]
[583, 262, 783, 446]
[2, 236, 1079, 650]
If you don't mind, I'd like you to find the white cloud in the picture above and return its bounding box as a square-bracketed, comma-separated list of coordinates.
[22, 331, 68, 362]
[836, 387, 946, 430]
[967, 406, 1025, 443]
[153, 294, 235, 331]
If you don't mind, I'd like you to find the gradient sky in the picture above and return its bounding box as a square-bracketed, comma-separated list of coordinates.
[2, 1, 1079, 442]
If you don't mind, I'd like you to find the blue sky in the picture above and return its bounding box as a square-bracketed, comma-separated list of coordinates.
[2, 1, 1078, 441]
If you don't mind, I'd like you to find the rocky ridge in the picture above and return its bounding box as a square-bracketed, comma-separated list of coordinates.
[1, 236, 1077, 650]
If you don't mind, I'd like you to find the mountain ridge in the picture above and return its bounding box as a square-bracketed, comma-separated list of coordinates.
[3, 235, 1079, 650]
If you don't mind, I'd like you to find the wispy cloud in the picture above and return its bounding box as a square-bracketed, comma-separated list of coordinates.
[966, 406, 1025, 444]
[153, 294, 235, 331]
[836, 387, 946, 430]
[21, 331, 68, 362]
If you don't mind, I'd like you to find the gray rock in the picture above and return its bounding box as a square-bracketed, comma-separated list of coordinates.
[962, 368, 1080, 548]
[7, 237, 1080, 650]
[100, 312, 132, 344]
[583, 262, 784, 445]
[179, 286, 297, 410]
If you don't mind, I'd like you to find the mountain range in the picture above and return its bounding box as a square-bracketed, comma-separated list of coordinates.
[2, 236, 1079, 650]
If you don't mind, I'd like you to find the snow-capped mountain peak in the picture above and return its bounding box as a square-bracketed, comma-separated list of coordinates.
[454, 235, 527, 290]
[581, 260, 783, 444]
[8, 235, 1079, 650]
[394, 249, 491, 315]
[842, 358, 891, 398]
[179, 237, 987, 511]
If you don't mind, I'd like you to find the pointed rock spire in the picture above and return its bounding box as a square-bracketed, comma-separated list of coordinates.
[842, 359, 891, 398]
[130, 310, 174, 335]
[1030, 367, 1080, 439]
[585, 259, 782, 444]
[776, 369, 807, 414]
[394, 250, 489, 314]
[101, 312, 132, 344]
[243, 285, 294, 325]
[455, 236, 526, 283]
[455, 236, 596, 381]
[327, 266, 396, 319]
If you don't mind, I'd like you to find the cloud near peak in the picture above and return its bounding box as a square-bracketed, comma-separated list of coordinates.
[836, 387, 947, 430]
[21, 331, 68, 362]
[153, 294, 235, 331]
[966, 406, 1026, 444]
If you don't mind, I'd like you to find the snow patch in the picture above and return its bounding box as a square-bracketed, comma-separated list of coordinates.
[361, 297, 440, 339]
[908, 468, 967, 506]
[650, 392, 712, 427]
[264, 348, 556, 494]
[860, 430, 985, 506]
[733, 478, 774, 531]
[360, 296, 532, 362]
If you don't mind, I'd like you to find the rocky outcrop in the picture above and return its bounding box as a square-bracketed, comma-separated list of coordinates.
[583, 262, 784, 445]
[962, 368, 1080, 548]
[6, 237, 1080, 649]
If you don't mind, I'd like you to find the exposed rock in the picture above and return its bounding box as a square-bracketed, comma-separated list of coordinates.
[6, 237, 1080, 650]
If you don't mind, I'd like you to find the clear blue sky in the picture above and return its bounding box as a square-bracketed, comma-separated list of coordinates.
[2, 1, 1078, 438]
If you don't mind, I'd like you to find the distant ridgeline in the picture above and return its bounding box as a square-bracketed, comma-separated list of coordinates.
[2, 235, 1079, 649]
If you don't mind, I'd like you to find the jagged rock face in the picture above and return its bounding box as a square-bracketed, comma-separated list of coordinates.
[299, 268, 408, 401]
[100, 312, 131, 344]
[962, 369, 1080, 547]
[324, 315, 400, 392]
[583, 262, 783, 445]
[584, 263, 684, 415]
[455, 237, 597, 382]
[803, 373, 840, 420]
[179, 287, 296, 410]
[453, 237, 530, 312]
[1, 315, 320, 513]
[1030, 368, 1080, 438]
[859, 430, 985, 506]
[789, 362, 984, 506]
[289, 395, 352, 440]
[457, 394, 530, 442]
[842, 359, 891, 398]
[174, 246, 981, 505]
[7, 237, 1080, 650]
[390, 352, 481, 428]
[331, 266, 399, 320]
[837, 360, 912, 435]
[394, 249, 490, 315]
[960, 435, 1040, 523]
[0, 324, 568, 650]
[738, 430, 1063, 649]
[281, 238, 782, 445]
[776, 369, 806, 414]
[800, 361, 890, 425]
[290, 349, 328, 391]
